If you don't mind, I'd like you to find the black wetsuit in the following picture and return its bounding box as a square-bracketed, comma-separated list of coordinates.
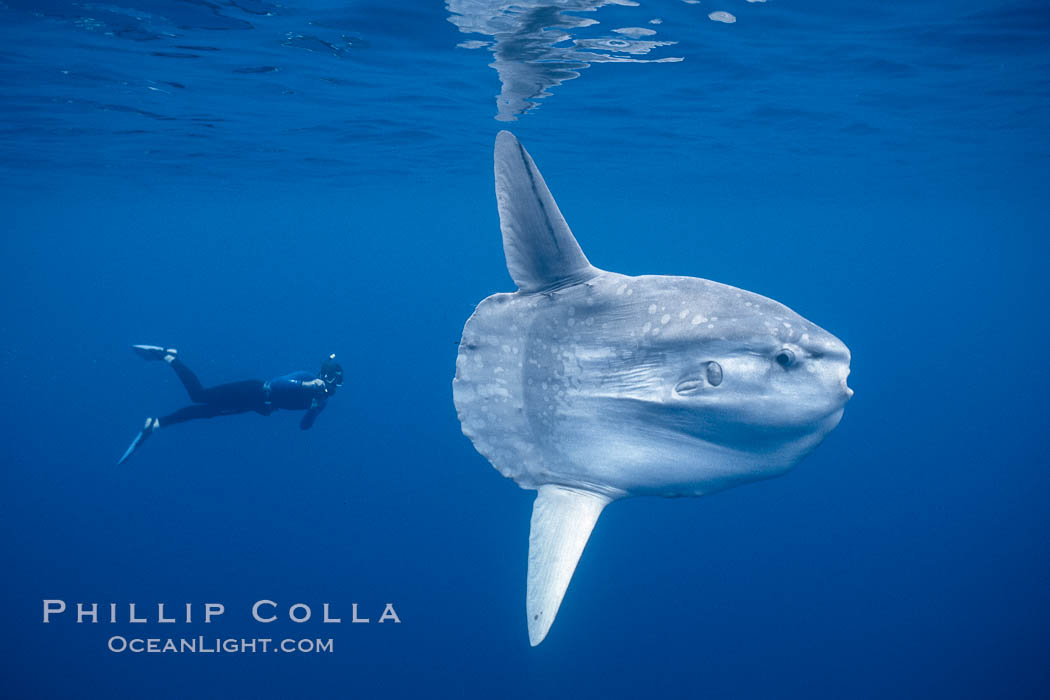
[160, 358, 329, 430]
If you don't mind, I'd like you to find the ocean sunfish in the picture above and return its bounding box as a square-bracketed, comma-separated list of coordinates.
[453, 131, 852, 646]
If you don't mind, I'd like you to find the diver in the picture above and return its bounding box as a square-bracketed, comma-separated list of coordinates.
[118, 345, 343, 465]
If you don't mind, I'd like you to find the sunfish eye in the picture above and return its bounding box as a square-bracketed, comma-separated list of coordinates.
[706, 361, 723, 386]
[775, 349, 795, 368]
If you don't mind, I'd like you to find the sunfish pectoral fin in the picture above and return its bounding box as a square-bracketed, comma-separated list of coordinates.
[494, 131, 598, 293]
[526, 484, 610, 646]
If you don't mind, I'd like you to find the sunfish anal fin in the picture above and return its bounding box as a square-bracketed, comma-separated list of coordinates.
[526, 485, 610, 646]
[494, 130, 598, 294]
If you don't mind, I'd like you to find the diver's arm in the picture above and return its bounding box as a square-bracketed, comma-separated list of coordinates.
[300, 397, 326, 430]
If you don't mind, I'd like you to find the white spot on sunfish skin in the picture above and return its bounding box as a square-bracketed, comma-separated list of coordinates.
[709, 11, 736, 23]
[642, 322, 652, 334]
[679, 310, 689, 319]
[661, 314, 671, 324]
[691, 315, 706, 325]
[648, 304, 657, 314]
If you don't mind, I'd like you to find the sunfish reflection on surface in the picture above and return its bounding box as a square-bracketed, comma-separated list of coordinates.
[453, 132, 853, 646]
[446, 1, 681, 121]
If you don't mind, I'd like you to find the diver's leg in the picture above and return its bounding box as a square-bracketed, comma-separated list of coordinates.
[168, 358, 207, 402]
[159, 382, 267, 426]
[131, 344, 207, 401]
[157, 404, 229, 428]
[117, 377, 263, 465]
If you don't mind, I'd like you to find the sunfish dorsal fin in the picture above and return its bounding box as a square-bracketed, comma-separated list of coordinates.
[494, 131, 597, 293]
[527, 485, 610, 646]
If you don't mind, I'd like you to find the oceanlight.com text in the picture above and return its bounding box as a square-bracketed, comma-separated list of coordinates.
[107, 636, 334, 654]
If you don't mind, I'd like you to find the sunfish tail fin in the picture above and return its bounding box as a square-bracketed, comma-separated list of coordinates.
[494, 131, 597, 293]
[526, 485, 610, 646]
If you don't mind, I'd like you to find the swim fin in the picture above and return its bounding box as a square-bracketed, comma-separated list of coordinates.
[118, 417, 158, 465]
[132, 345, 177, 362]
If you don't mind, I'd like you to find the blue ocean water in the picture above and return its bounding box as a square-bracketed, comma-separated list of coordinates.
[1, 0, 1048, 697]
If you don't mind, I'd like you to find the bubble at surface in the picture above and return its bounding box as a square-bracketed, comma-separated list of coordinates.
[575, 37, 679, 56]
[447, 0, 683, 121]
[613, 27, 658, 38]
[708, 11, 736, 23]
